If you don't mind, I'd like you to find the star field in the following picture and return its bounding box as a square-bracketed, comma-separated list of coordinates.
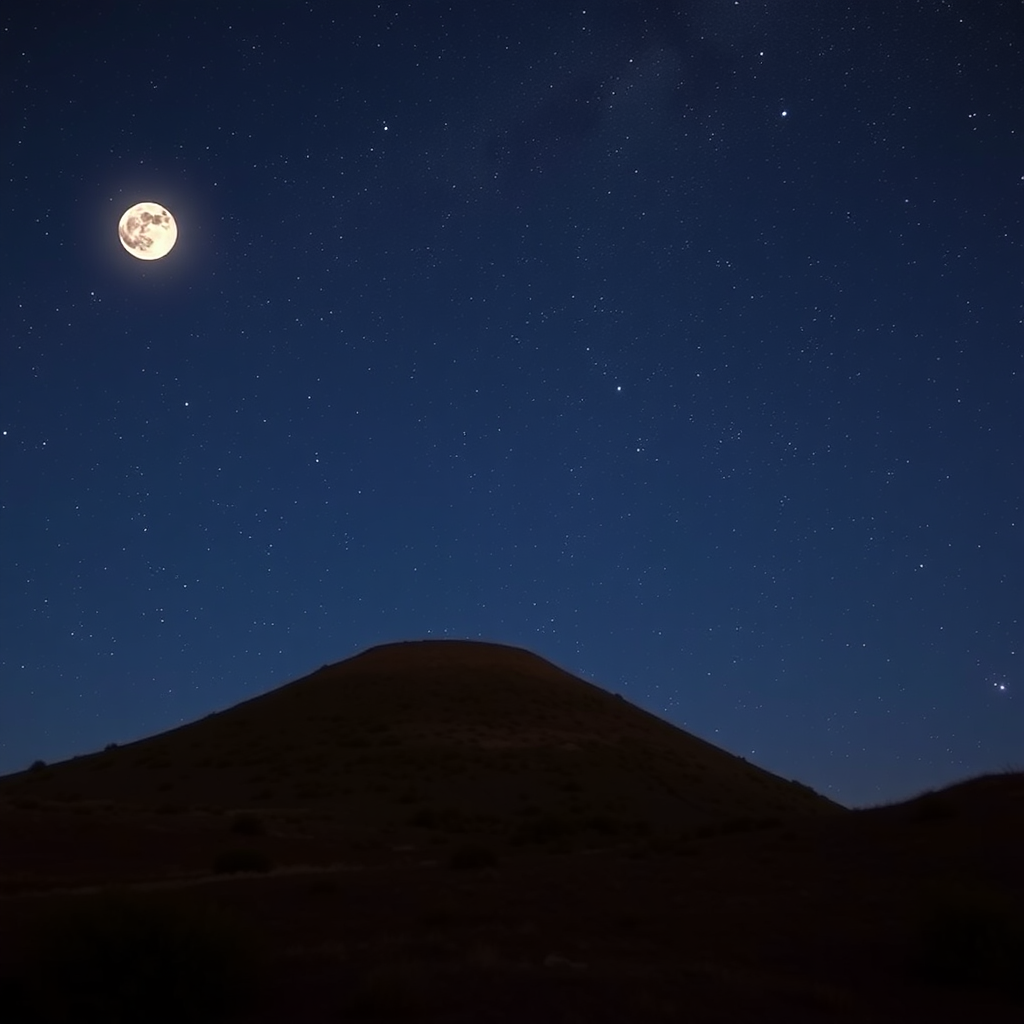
[0, 2, 1020, 807]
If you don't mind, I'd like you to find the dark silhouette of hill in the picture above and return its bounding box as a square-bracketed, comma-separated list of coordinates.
[0, 640, 840, 862]
[0, 640, 1020, 1024]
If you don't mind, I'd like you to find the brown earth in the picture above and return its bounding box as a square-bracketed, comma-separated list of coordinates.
[0, 640, 1020, 1022]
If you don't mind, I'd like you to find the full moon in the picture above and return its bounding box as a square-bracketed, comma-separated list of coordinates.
[118, 202, 177, 260]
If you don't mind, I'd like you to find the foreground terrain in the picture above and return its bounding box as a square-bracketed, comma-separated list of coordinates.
[0, 641, 1020, 1022]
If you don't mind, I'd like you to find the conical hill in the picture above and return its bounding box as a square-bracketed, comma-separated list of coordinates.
[0, 641, 842, 843]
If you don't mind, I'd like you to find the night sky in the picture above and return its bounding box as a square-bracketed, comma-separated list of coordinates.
[1, 2, 1020, 808]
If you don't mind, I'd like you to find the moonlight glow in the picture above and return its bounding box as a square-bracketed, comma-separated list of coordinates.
[118, 202, 178, 260]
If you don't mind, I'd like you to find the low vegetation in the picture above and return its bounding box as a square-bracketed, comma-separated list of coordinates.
[2, 891, 262, 1023]
[228, 812, 267, 836]
[447, 843, 498, 870]
[212, 848, 274, 874]
[912, 882, 1023, 996]
[0, 645, 1019, 1022]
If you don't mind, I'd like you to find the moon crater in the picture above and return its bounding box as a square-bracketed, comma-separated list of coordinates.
[118, 202, 177, 260]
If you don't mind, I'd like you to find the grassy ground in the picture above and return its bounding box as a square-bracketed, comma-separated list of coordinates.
[0, 642, 1019, 1022]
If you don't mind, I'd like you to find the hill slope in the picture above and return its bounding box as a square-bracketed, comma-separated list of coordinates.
[0, 640, 840, 844]
[1, 643, 1021, 1024]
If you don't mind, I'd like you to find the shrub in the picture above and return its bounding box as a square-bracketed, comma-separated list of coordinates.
[913, 883, 1023, 995]
[511, 814, 573, 845]
[718, 816, 757, 835]
[104, 742, 119, 751]
[228, 813, 267, 836]
[307, 877, 338, 895]
[584, 813, 622, 835]
[28, 759, 47, 773]
[212, 848, 273, 875]
[448, 844, 497, 871]
[3, 891, 262, 1023]
[409, 806, 467, 831]
[912, 793, 957, 822]
[345, 962, 436, 1017]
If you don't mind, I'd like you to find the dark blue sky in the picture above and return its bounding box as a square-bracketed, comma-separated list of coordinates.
[1, 2, 1020, 807]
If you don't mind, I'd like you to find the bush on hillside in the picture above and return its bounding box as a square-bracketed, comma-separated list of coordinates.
[510, 813, 575, 845]
[912, 883, 1023, 996]
[212, 848, 273, 875]
[911, 793, 958, 822]
[228, 813, 267, 836]
[447, 844, 497, 870]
